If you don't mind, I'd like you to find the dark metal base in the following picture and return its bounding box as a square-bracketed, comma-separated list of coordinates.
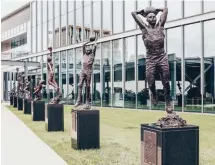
[141, 124, 199, 165]
[10, 96, 13, 105]
[31, 101, 45, 121]
[45, 104, 64, 132]
[71, 109, 100, 150]
[18, 97, 23, 110]
[23, 99, 31, 114]
[13, 96, 17, 108]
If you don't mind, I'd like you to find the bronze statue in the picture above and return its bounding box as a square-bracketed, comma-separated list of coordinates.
[24, 78, 31, 99]
[47, 47, 62, 104]
[131, 7, 186, 127]
[33, 80, 45, 101]
[74, 35, 97, 109]
[9, 82, 16, 97]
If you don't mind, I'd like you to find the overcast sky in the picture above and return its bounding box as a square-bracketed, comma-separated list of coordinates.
[1, 0, 30, 18]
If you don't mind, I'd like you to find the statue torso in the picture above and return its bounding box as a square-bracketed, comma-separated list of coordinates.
[83, 52, 95, 69]
[142, 25, 165, 58]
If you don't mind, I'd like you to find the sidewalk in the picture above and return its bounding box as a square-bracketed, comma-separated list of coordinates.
[1, 104, 68, 165]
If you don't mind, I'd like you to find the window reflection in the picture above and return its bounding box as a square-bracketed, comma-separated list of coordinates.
[184, 23, 202, 112]
[54, 0, 60, 48]
[125, 37, 136, 108]
[167, 27, 182, 110]
[113, 1, 123, 34]
[113, 39, 123, 107]
[102, 0, 111, 36]
[68, 1, 74, 45]
[102, 41, 111, 107]
[92, 43, 101, 106]
[61, 51, 66, 98]
[203, 20, 215, 113]
[48, 1, 53, 47]
[75, 47, 82, 101]
[68, 49, 74, 104]
[43, 1, 47, 51]
[137, 35, 148, 109]
[61, 1, 67, 46]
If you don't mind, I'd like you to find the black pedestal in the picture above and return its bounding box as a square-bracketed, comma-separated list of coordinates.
[18, 98, 23, 110]
[23, 99, 31, 114]
[141, 124, 199, 165]
[10, 96, 13, 105]
[13, 96, 17, 108]
[45, 104, 64, 132]
[31, 101, 45, 121]
[71, 110, 100, 150]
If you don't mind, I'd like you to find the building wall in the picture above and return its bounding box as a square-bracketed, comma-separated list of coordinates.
[7, 0, 215, 113]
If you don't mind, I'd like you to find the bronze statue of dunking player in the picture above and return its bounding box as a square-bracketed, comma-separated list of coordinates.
[132, 7, 186, 127]
[74, 35, 97, 109]
[47, 47, 62, 104]
[33, 80, 45, 101]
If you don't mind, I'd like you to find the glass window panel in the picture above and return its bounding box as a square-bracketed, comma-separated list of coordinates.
[203, 20, 215, 113]
[68, 49, 74, 104]
[113, 39, 123, 107]
[61, 1, 67, 29]
[43, 1, 47, 23]
[92, 43, 101, 106]
[125, 37, 136, 108]
[43, 22, 47, 51]
[76, 2, 82, 43]
[37, 24, 42, 52]
[32, 26, 36, 53]
[32, 2, 36, 27]
[102, 0, 111, 36]
[61, 51, 66, 98]
[125, 1, 136, 31]
[93, 1, 101, 38]
[137, 35, 148, 109]
[84, 2, 91, 41]
[68, 2, 74, 45]
[204, 1, 215, 13]
[184, 1, 201, 17]
[167, 27, 182, 111]
[184, 23, 202, 112]
[75, 47, 82, 101]
[54, 1, 60, 48]
[167, 0, 182, 21]
[102, 41, 112, 107]
[37, 1, 42, 25]
[113, 1, 123, 34]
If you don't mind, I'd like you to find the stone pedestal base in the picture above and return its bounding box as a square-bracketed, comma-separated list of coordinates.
[141, 124, 199, 165]
[13, 96, 17, 108]
[71, 109, 100, 150]
[23, 99, 31, 114]
[45, 104, 64, 132]
[18, 97, 23, 110]
[31, 101, 45, 121]
[10, 96, 13, 105]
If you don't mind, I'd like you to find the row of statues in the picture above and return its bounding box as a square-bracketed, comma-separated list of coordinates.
[9, 6, 187, 127]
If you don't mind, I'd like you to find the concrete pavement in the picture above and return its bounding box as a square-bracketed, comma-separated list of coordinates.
[1, 104, 68, 165]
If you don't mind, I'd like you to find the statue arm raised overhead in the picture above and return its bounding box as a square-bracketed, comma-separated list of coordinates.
[131, 10, 147, 31]
[93, 39, 97, 55]
[82, 41, 91, 54]
[157, 7, 168, 27]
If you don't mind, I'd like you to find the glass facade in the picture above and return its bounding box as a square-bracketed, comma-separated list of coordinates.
[6, 0, 214, 113]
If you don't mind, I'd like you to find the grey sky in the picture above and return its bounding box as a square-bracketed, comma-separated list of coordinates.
[1, 0, 30, 18]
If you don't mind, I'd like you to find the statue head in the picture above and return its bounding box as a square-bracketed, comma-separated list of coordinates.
[144, 7, 157, 26]
[86, 46, 93, 55]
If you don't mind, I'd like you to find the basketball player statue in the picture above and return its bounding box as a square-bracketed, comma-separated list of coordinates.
[74, 35, 97, 109]
[33, 80, 45, 101]
[24, 78, 31, 99]
[131, 7, 186, 127]
[47, 47, 62, 104]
